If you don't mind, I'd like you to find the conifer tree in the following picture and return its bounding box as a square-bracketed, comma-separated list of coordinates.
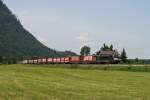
[120, 48, 127, 63]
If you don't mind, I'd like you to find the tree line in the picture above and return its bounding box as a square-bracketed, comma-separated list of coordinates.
[80, 44, 150, 64]
[0, 56, 17, 64]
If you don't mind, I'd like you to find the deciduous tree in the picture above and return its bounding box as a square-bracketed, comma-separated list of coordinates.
[80, 46, 91, 56]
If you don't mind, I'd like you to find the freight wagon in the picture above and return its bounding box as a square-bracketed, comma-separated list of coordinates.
[65, 57, 70, 63]
[22, 56, 120, 64]
[83, 56, 97, 64]
[47, 58, 53, 64]
[21, 50, 120, 64]
[70, 56, 83, 64]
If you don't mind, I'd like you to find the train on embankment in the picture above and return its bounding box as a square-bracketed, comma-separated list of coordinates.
[22, 50, 121, 64]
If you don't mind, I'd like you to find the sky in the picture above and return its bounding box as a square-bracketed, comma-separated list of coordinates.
[3, 0, 150, 59]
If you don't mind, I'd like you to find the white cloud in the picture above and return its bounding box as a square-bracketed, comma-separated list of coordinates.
[76, 35, 90, 46]
[76, 35, 88, 42]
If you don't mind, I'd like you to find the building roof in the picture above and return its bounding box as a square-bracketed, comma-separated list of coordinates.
[100, 50, 114, 55]
[99, 50, 120, 57]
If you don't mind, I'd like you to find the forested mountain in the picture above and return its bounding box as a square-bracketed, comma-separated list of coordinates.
[0, 0, 76, 63]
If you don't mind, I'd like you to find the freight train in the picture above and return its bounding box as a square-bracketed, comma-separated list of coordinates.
[21, 50, 121, 64]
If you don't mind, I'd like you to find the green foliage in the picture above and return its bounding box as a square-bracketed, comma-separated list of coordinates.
[135, 58, 139, 63]
[0, 1, 76, 62]
[0, 56, 17, 64]
[101, 43, 113, 51]
[80, 46, 91, 56]
[110, 44, 113, 50]
[127, 59, 150, 64]
[0, 56, 3, 63]
[120, 48, 127, 63]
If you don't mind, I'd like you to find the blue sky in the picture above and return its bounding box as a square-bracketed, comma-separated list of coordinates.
[3, 0, 150, 58]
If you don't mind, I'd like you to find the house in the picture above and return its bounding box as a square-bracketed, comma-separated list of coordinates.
[99, 50, 120, 58]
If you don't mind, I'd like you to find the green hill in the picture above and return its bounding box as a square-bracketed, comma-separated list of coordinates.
[0, 1, 76, 62]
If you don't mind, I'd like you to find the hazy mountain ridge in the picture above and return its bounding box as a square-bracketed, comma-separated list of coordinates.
[0, 0, 76, 61]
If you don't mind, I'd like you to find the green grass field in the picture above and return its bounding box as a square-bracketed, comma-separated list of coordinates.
[0, 64, 150, 100]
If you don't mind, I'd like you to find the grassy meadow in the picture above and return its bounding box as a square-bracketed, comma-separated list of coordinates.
[0, 64, 150, 100]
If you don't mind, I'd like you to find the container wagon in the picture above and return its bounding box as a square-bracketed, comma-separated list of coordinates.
[83, 56, 96, 64]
